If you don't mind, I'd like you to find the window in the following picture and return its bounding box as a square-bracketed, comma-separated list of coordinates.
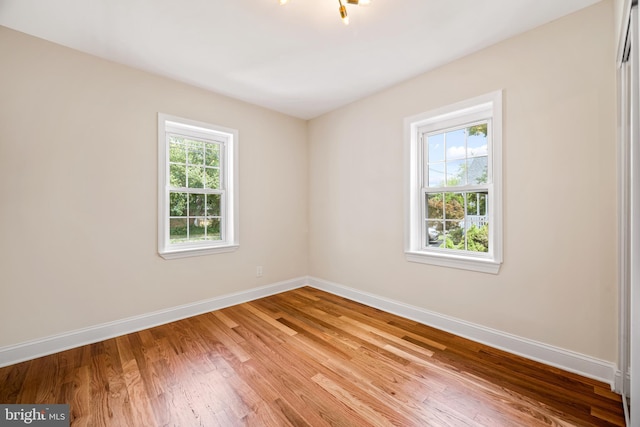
[405, 91, 502, 273]
[158, 113, 238, 259]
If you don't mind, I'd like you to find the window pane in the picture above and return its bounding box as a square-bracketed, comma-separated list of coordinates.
[206, 144, 220, 167]
[427, 133, 445, 162]
[425, 193, 444, 220]
[169, 192, 187, 216]
[187, 140, 204, 165]
[467, 125, 488, 157]
[427, 220, 444, 247]
[445, 129, 465, 160]
[205, 167, 220, 189]
[444, 192, 465, 220]
[169, 138, 186, 163]
[467, 156, 488, 185]
[206, 194, 221, 216]
[187, 166, 204, 188]
[170, 164, 186, 188]
[465, 222, 489, 253]
[465, 192, 489, 217]
[427, 163, 445, 187]
[189, 193, 205, 216]
[169, 218, 188, 242]
[189, 218, 206, 240]
[204, 218, 222, 241]
[444, 220, 464, 248]
[445, 159, 466, 186]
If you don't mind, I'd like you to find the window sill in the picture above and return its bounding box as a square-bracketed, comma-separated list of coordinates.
[405, 250, 501, 274]
[159, 244, 239, 260]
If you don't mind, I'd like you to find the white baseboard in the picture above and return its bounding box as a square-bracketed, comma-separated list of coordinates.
[307, 276, 619, 390]
[0, 277, 307, 368]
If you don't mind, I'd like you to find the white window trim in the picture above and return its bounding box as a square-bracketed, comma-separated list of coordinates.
[404, 91, 503, 274]
[158, 113, 239, 260]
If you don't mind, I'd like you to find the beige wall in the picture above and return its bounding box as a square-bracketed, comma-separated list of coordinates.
[309, 1, 617, 361]
[0, 27, 309, 347]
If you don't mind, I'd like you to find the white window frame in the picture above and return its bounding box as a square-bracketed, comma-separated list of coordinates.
[158, 113, 239, 259]
[404, 91, 503, 274]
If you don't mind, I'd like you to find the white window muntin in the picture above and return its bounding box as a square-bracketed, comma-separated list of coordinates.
[158, 113, 238, 259]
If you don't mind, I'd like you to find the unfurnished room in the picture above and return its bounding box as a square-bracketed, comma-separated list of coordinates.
[0, 0, 638, 426]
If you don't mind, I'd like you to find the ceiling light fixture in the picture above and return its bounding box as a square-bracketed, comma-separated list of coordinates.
[280, 0, 370, 25]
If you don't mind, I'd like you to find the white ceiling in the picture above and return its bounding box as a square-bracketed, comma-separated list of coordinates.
[0, 0, 601, 119]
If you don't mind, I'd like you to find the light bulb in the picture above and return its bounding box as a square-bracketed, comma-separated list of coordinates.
[339, 4, 349, 24]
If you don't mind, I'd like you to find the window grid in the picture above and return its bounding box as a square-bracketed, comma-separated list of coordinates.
[423, 120, 490, 190]
[167, 134, 225, 244]
[424, 191, 489, 252]
[420, 121, 491, 254]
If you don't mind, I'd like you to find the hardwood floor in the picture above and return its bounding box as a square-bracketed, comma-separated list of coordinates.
[0, 287, 625, 426]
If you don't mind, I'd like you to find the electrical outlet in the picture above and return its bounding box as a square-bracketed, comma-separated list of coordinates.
[256, 266, 263, 277]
